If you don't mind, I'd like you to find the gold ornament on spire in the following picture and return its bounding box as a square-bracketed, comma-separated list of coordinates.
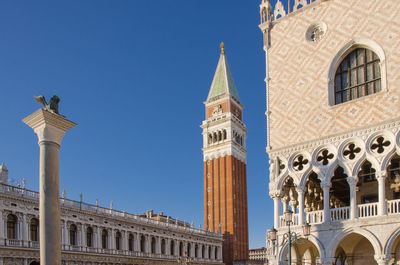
[220, 42, 225, 53]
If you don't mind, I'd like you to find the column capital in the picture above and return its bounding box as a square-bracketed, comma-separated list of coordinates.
[320, 182, 331, 189]
[374, 254, 390, 265]
[346, 177, 357, 186]
[269, 190, 282, 198]
[376, 170, 387, 180]
[23, 109, 76, 145]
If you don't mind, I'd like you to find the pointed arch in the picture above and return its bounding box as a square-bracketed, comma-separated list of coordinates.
[384, 225, 400, 258]
[326, 227, 382, 258]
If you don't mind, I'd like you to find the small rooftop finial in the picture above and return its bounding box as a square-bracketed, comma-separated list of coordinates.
[220, 42, 225, 54]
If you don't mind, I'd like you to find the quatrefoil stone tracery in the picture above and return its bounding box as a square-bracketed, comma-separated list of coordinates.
[371, 136, 391, 154]
[343, 143, 361, 160]
[317, 149, 334, 166]
[293, 155, 308, 171]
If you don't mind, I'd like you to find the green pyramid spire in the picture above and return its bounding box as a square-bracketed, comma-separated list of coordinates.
[207, 43, 240, 102]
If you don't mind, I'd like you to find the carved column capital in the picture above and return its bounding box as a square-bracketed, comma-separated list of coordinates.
[346, 177, 357, 186]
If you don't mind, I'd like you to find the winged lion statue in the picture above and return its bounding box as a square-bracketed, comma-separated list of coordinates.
[34, 95, 60, 115]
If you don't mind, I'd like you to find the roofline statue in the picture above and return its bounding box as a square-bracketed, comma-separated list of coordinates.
[34, 95, 61, 115]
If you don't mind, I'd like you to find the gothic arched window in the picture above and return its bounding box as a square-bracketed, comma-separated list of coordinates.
[69, 224, 77, 246]
[334, 48, 381, 104]
[7, 214, 17, 239]
[30, 218, 39, 242]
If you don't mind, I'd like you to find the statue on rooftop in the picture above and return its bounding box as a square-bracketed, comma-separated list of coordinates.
[34, 95, 60, 114]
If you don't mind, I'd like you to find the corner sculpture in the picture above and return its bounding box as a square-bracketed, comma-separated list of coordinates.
[34, 95, 60, 114]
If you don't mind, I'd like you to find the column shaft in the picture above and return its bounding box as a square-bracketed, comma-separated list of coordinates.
[39, 141, 62, 265]
[273, 197, 281, 228]
[297, 190, 305, 225]
[378, 176, 387, 215]
[322, 185, 330, 223]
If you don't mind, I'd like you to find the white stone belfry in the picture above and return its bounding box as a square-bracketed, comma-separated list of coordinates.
[23, 109, 76, 265]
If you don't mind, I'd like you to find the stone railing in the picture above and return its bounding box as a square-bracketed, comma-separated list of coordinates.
[388, 199, 400, 215]
[306, 210, 323, 224]
[330, 207, 350, 222]
[358, 202, 378, 218]
[0, 183, 220, 238]
[279, 213, 298, 227]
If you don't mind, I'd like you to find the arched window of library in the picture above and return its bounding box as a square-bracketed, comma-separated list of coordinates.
[86, 227, 93, 247]
[69, 224, 77, 246]
[30, 218, 39, 242]
[334, 48, 381, 105]
[102, 229, 108, 249]
[7, 214, 17, 239]
[115, 231, 121, 250]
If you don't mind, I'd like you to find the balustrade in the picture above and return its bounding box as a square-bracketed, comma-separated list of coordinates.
[358, 202, 378, 218]
[279, 213, 298, 227]
[330, 207, 350, 221]
[306, 210, 323, 224]
[388, 199, 400, 214]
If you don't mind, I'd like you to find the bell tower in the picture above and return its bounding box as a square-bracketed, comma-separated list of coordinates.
[201, 43, 249, 265]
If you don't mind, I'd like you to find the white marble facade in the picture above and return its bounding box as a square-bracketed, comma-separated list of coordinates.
[0, 167, 223, 265]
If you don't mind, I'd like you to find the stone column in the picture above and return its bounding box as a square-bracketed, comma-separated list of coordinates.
[156, 236, 161, 254]
[109, 229, 114, 250]
[122, 231, 128, 251]
[347, 177, 357, 219]
[134, 233, 140, 252]
[22, 214, 28, 245]
[297, 188, 305, 225]
[322, 183, 331, 223]
[0, 211, 4, 243]
[377, 172, 387, 216]
[80, 224, 86, 247]
[273, 196, 281, 228]
[23, 109, 76, 265]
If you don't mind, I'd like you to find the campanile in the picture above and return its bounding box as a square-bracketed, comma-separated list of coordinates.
[201, 43, 249, 265]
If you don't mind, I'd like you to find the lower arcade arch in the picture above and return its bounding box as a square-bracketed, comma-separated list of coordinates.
[385, 226, 400, 265]
[332, 232, 378, 265]
[278, 238, 321, 265]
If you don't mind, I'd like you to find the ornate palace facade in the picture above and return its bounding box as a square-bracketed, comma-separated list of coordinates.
[259, 0, 400, 264]
[0, 165, 223, 265]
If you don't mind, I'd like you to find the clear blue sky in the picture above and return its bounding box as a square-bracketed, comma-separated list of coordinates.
[0, 0, 285, 249]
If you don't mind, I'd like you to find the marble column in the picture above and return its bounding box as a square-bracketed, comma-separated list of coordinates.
[347, 177, 357, 219]
[322, 183, 331, 223]
[377, 172, 387, 216]
[23, 109, 76, 265]
[134, 233, 140, 252]
[0, 211, 4, 242]
[297, 188, 305, 225]
[273, 196, 281, 228]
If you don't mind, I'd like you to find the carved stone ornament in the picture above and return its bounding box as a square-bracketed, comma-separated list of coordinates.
[212, 105, 223, 117]
[306, 22, 327, 42]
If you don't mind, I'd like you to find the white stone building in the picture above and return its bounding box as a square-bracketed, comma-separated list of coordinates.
[0, 164, 223, 265]
[259, 0, 400, 264]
